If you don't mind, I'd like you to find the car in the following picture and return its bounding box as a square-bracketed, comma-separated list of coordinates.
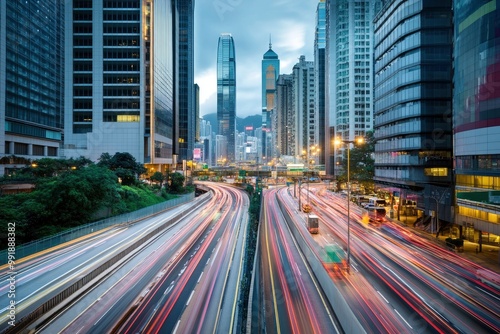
[365, 205, 387, 222]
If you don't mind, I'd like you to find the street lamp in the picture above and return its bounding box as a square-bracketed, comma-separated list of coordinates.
[334, 136, 364, 271]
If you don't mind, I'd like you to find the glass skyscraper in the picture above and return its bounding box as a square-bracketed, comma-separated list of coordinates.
[261, 39, 280, 163]
[217, 33, 236, 163]
[315, 0, 327, 172]
[176, 0, 195, 162]
[0, 0, 64, 176]
[373, 0, 454, 226]
[454, 0, 500, 245]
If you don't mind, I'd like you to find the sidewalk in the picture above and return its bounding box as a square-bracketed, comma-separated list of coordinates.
[389, 214, 500, 274]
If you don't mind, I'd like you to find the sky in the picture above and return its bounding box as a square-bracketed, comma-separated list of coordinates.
[194, 0, 319, 119]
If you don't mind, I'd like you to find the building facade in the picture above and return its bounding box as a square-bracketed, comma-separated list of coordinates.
[63, 0, 176, 171]
[315, 0, 327, 173]
[292, 56, 315, 164]
[373, 0, 454, 227]
[175, 0, 195, 162]
[276, 74, 294, 157]
[261, 40, 280, 163]
[326, 0, 380, 173]
[454, 0, 500, 243]
[0, 0, 64, 175]
[216, 33, 236, 162]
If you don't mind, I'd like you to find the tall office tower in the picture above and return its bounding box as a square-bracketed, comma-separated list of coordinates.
[315, 0, 327, 173]
[217, 33, 236, 162]
[0, 0, 64, 176]
[291, 56, 315, 163]
[175, 0, 195, 162]
[194, 83, 200, 142]
[454, 1, 500, 243]
[276, 74, 294, 157]
[261, 39, 280, 164]
[373, 0, 453, 225]
[64, 1, 176, 171]
[326, 0, 380, 174]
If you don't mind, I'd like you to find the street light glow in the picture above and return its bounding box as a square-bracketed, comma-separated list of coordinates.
[334, 136, 365, 272]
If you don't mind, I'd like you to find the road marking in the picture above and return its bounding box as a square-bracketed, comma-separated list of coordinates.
[263, 209, 281, 333]
[186, 290, 195, 306]
[197, 271, 204, 283]
[394, 308, 413, 329]
[377, 290, 389, 303]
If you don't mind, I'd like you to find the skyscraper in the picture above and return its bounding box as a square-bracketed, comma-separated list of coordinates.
[175, 0, 196, 162]
[261, 38, 280, 163]
[315, 0, 327, 173]
[454, 0, 500, 243]
[63, 1, 176, 171]
[276, 74, 294, 157]
[0, 0, 64, 176]
[292, 56, 315, 160]
[373, 0, 453, 225]
[217, 33, 236, 162]
[326, 0, 380, 173]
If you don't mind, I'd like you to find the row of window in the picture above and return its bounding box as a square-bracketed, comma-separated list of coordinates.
[4, 142, 57, 156]
[456, 155, 500, 171]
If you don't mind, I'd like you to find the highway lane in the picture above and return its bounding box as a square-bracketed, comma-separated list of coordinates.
[277, 186, 409, 333]
[114, 183, 249, 334]
[297, 184, 500, 333]
[40, 190, 222, 333]
[0, 195, 207, 332]
[255, 186, 340, 334]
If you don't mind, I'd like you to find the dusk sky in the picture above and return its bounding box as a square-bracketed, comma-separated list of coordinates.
[194, 0, 319, 119]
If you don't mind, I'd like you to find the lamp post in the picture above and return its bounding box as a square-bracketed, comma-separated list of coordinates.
[334, 137, 364, 271]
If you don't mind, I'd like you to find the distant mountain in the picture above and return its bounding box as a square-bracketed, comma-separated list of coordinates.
[200, 113, 262, 135]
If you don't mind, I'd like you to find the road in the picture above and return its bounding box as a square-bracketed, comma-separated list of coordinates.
[252, 186, 341, 333]
[291, 183, 500, 333]
[0, 184, 249, 334]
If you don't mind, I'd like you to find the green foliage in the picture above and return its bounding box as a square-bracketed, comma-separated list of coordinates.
[338, 131, 375, 193]
[117, 185, 167, 211]
[97, 152, 147, 185]
[150, 171, 165, 189]
[168, 172, 185, 193]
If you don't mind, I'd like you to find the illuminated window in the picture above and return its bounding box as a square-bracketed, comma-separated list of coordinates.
[424, 168, 448, 176]
[117, 115, 140, 122]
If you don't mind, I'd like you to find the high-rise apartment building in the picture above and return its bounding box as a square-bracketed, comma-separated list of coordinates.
[276, 74, 294, 157]
[261, 40, 280, 163]
[373, 0, 454, 226]
[0, 0, 64, 176]
[454, 0, 500, 243]
[216, 33, 236, 162]
[326, 0, 380, 173]
[315, 0, 327, 173]
[63, 1, 176, 171]
[292, 56, 315, 162]
[175, 0, 195, 162]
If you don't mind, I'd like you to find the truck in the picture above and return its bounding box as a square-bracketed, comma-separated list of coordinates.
[307, 215, 319, 234]
[322, 244, 347, 276]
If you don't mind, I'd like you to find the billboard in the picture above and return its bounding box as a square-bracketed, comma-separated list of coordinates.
[193, 148, 201, 160]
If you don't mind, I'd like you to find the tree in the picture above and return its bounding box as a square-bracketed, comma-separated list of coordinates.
[338, 131, 375, 194]
[98, 152, 147, 185]
[168, 172, 185, 193]
[34, 165, 120, 227]
[150, 171, 165, 189]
